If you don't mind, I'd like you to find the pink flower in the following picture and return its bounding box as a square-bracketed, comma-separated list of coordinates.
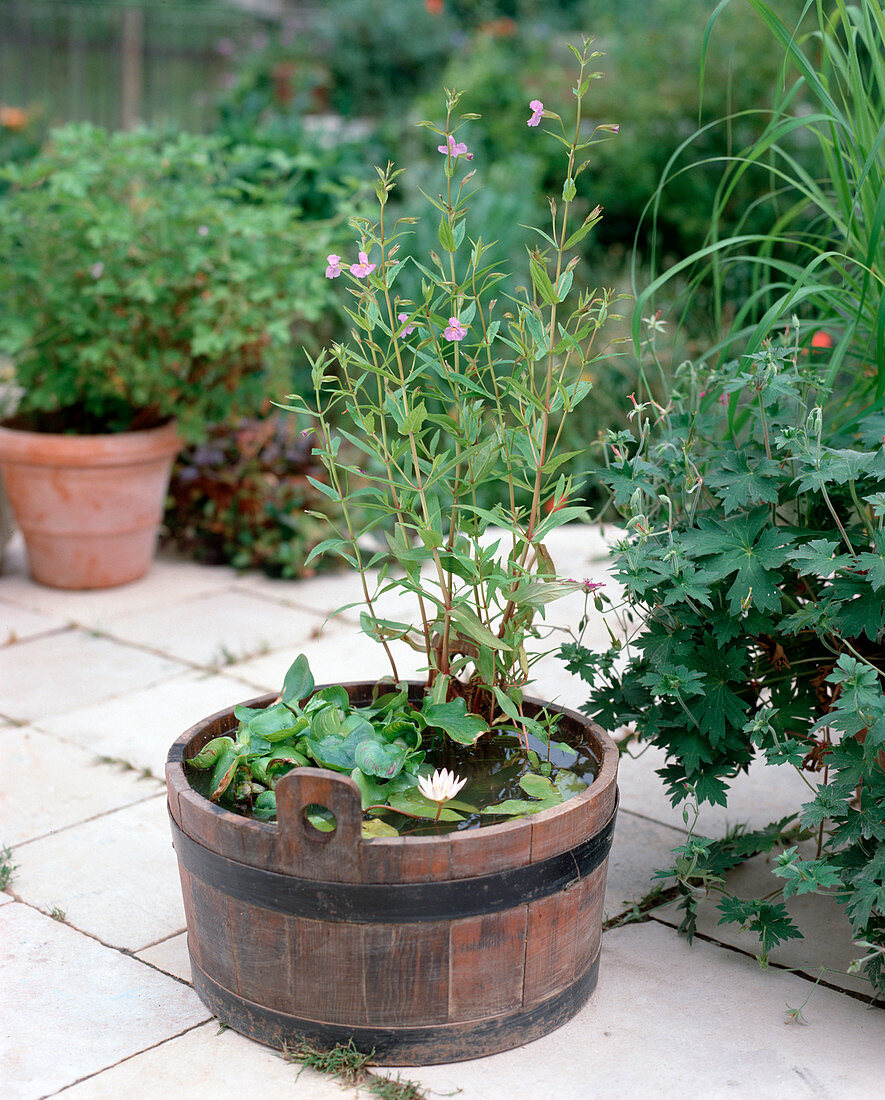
[197, 225, 209, 237]
[397, 312, 416, 336]
[350, 251, 377, 278]
[527, 99, 544, 127]
[444, 316, 467, 341]
[437, 135, 474, 160]
[90, 262, 104, 279]
[325, 254, 342, 279]
[598, 123, 620, 134]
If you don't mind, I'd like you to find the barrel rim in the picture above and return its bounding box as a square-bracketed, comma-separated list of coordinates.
[166, 681, 619, 852]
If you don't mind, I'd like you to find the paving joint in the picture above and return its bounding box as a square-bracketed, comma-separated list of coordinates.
[43, 1020, 213, 1099]
[8, 789, 166, 852]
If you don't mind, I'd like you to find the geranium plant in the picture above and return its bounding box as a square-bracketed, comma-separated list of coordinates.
[563, 325, 885, 993]
[186, 38, 620, 833]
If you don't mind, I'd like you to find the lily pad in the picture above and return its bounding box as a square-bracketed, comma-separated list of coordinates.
[361, 819, 400, 838]
[385, 788, 464, 822]
[481, 769, 587, 817]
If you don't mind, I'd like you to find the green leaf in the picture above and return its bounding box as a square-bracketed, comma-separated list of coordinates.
[683, 510, 791, 615]
[303, 716, 376, 772]
[706, 451, 783, 513]
[529, 257, 558, 306]
[438, 216, 457, 252]
[481, 770, 582, 817]
[385, 788, 464, 821]
[421, 698, 487, 745]
[250, 747, 309, 785]
[852, 531, 885, 591]
[305, 805, 337, 832]
[246, 704, 307, 743]
[449, 605, 511, 652]
[362, 818, 399, 838]
[354, 737, 409, 779]
[208, 743, 245, 802]
[187, 736, 234, 770]
[281, 654, 315, 707]
[787, 539, 841, 577]
[716, 897, 802, 955]
[252, 790, 277, 821]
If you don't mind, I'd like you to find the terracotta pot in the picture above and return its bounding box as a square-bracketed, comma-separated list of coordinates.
[166, 684, 619, 1065]
[0, 420, 180, 589]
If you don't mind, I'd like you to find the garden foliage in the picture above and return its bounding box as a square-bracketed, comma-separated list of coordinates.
[562, 0, 885, 995]
[563, 332, 885, 992]
[0, 126, 338, 439]
[163, 415, 343, 578]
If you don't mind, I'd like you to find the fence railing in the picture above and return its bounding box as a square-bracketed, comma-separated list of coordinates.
[0, 1, 287, 132]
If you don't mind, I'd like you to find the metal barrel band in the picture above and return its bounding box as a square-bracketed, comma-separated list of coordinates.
[170, 791, 618, 924]
[190, 951, 600, 1065]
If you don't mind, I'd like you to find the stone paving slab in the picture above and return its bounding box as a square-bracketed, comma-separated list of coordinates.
[0, 628, 187, 725]
[0, 725, 161, 846]
[54, 1021, 375, 1100]
[230, 627, 428, 695]
[8, 794, 185, 951]
[601, 809, 685, 918]
[1, 902, 209, 1100]
[135, 931, 191, 983]
[400, 921, 884, 1100]
[617, 742, 817, 837]
[0, 597, 67, 645]
[101, 589, 330, 669]
[33, 668, 265, 781]
[0, 534, 237, 627]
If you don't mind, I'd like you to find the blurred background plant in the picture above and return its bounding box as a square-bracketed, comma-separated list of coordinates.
[0, 0, 839, 556]
[162, 414, 345, 578]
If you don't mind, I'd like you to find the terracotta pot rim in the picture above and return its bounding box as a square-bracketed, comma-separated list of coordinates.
[0, 418, 181, 466]
[166, 682, 619, 849]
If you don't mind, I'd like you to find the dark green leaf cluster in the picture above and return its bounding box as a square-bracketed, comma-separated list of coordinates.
[565, 342, 885, 990]
[162, 414, 345, 578]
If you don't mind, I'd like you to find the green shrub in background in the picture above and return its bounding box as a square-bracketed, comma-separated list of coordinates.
[637, 0, 885, 393]
[0, 125, 340, 439]
[588, 0, 813, 259]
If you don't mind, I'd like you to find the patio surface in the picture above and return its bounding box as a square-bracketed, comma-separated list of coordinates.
[1, 524, 881, 1099]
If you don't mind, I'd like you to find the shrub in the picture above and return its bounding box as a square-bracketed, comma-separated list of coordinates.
[0, 125, 339, 439]
[565, 330, 885, 993]
[163, 414, 343, 578]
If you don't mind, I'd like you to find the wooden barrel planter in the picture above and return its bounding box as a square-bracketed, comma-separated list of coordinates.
[166, 683, 619, 1065]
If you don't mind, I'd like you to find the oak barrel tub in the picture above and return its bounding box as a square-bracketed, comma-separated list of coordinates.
[166, 683, 619, 1065]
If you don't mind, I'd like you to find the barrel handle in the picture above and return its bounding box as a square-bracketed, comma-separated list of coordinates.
[275, 767, 363, 881]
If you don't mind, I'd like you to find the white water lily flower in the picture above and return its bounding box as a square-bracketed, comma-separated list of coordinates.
[417, 768, 467, 803]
